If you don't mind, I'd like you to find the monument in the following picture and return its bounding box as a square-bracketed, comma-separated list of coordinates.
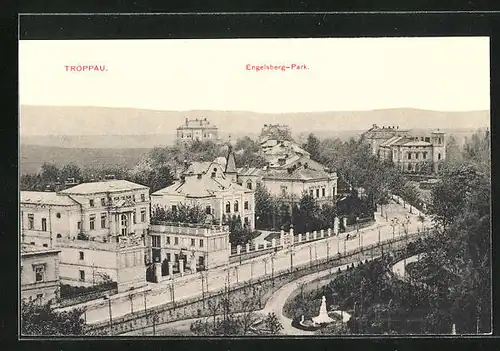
[312, 296, 335, 325]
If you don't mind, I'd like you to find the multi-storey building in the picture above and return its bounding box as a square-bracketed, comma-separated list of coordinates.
[151, 147, 255, 229]
[372, 129, 446, 174]
[21, 244, 61, 305]
[20, 180, 150, 292]
[362, 124, 411, 156]
[148, 223, 230, 275]
[176, 117, 219, 144]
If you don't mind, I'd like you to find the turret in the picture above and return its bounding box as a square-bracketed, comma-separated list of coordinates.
[431, 130, 446, 173]
[225, 144, 238, 183]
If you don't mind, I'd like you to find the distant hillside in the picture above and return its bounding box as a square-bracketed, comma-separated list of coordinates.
[20, 106, 490, 148]
[20, 145, 150, 174]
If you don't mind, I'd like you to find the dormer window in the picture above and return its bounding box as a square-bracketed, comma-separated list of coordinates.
[211, 172, 216, 178]
[197, 174, 202, 179]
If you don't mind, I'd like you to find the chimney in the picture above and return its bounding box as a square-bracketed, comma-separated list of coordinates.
[372, 124, 377, 128]
[185, 117, 188, 124]
[287, 168, 293, 174]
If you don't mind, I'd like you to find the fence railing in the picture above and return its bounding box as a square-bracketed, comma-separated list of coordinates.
[85, 230, 430, 334]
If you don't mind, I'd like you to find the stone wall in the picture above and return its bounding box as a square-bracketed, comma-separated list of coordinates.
[85, 231, 429, 336]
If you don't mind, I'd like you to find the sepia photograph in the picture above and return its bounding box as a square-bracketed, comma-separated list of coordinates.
[19, 36, 491, 337]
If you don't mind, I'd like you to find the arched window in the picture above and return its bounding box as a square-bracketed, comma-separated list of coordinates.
[121, 214, 128, 227]
[438, 153, 441, 160]
[226, 201, 231, 213]
[234, 201, 239, 212]
[246, 180, 253, 190]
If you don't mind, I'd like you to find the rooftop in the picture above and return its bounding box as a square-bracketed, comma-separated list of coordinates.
[177, 118, 218, 130]
[21, 191, 78, 206]
[263, 165, 333, 181]
[59, 180, 148, 195]
[150, 222, 230, 237]
[21, 243, 60, 256]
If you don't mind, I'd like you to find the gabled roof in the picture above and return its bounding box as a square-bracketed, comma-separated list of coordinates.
[59, 180, 148, 195]
[153, 172, 251, 198]
[379, 136, 405, 148]
[21, 191, 78, 206]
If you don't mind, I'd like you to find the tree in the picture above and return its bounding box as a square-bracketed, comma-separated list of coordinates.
[293, 194, 322, 233]
[264, 313, 283, 335]
[20, 173, 43, 191]
[401, 183, 421, 209]
[303, 133, 321, 161]
[40, 163, 60, 183]
[255, 182, 274, 229]
[21, 299, 85, 336]
[60, 163, 82, 182]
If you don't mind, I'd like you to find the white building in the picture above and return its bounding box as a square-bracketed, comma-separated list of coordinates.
[176, 117, 219, 144]
[21, 244, 61, 305]
[151, 147, 255, 229]
[20, 180, 150, 292]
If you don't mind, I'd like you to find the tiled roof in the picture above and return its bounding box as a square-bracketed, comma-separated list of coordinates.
[177, 118, 218, 130]
[59, 180, 148, 195]
[225, 147, 237, 173]
[184, 162, 213, 175]
[263, 166, 331, 181]
[21, 191, 78, 206]
[402, 140, 432, 147]
[392, 137, 414, 146]
[237, 167, 265, 177]
[153, 173, 250, 198]
[380, 136, 405, 147]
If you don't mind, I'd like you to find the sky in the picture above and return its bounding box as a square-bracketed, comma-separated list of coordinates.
[19, 37, 490, 113]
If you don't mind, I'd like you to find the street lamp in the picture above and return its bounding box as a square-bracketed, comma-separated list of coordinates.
[103, 294, 113, 332]
[309, 246, 313, 267]
[271, 252, 276, 284]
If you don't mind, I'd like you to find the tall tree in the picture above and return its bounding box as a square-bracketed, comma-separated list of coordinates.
[304, 133, 321, 161]
[255, 182, 274, 229]
[40, 163, 60, 183]
[60, 163, 82, 182]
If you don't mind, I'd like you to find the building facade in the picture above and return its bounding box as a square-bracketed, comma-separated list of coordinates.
[20, 180, 150, 292]
[148, 223, 230, 275]
[151, 148, 256, 230]
[21, 244, 61, 305]
[362, 124, 411, 156]
[176, 117, 219, 144]
[376, 130, 446, 173]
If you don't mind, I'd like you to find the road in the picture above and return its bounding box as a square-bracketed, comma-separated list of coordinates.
[69, 201, 426, 325]
[122, 259, 362, 336]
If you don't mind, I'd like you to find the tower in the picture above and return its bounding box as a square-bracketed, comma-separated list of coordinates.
[225, 144, 238, 183]
[431, 130, 446, 173]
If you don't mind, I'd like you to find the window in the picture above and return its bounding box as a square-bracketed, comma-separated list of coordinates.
[316, 189, 320, 198]
[34, 265, 45, 282]
[423, 152, 427, 159]
[197, 174, 202, 179]
[438, 153, 441, 160]
[121, 214, 128, 227]
[415, 153, 419, 159]
[281, 186, 287, 197]
[246, 180, 252, 190]
[133, 195, 136, 202]
[199, 239, 204, 248]
[89, 199, 95, 207]
[151, 235, 161, 248]
[41, 218, 47, 231]
[322, 188, 326, 197]
[56, 233, 62, 238]
[42, 244, 48, 247]
[166, 236, 171, 245]
[211, 172, 216, 178]
[101, 213, 106, 228]
[56, 212, 61, 219]
[244, 217, 249, 225]
[133, 211, 136, 224]
[174, 237, 179, 245]
[141, 209, 146, 222]
[191, 238, 195, 247]
[206, 206, 211, 215]
[36, 293, 43, 305]
[408, 163, 412, 171]
[101, 198, 106, 206]
[172, 205, 177, 213]
[226, 201, 231, 213]
[141, 193, 146, 202]
[408, 153, 412, 160]
[89, 215, 95, 230]
[234, 201, 239, 212]
[77, 221, 82, 231]
[79, 251, 84, 260]
[244, 201, 249, 210]
[309, 189, 314, 197]
[79, 270, 85, 282]
[28, 214, 34, 230]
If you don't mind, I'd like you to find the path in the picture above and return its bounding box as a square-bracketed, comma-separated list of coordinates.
[391, 254, 420, 280]
[123, 259, 365, 336]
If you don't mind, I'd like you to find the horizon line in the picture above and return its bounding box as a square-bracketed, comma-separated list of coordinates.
[19, 104, 491, 114]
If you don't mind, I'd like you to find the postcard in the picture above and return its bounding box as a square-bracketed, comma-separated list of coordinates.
[19, 36, 491, 337]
